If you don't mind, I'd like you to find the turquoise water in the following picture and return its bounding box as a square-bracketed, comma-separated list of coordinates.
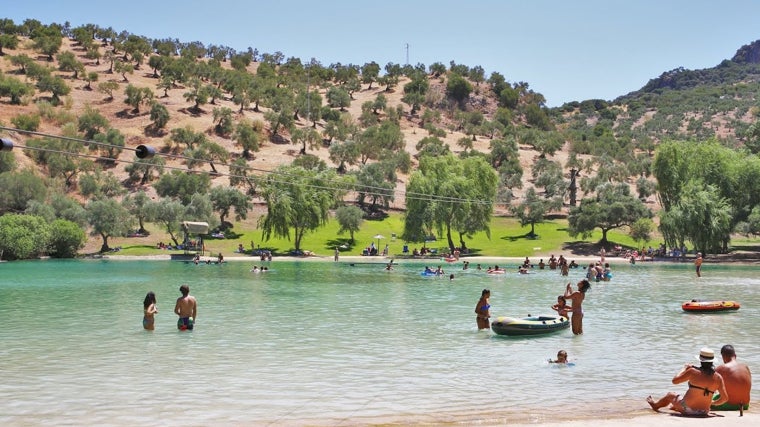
[0, 258, 758, 426]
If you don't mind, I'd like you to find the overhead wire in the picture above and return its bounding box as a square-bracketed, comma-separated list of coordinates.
[0, 125, 509, 206]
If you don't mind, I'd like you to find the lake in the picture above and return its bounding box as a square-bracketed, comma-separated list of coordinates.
[0, 258, 757, 426]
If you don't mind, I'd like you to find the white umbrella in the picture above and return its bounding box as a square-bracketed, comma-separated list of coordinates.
[373, 234, 384, 252]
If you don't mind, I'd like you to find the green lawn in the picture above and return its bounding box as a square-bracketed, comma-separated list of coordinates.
[104, 212, 649, 258]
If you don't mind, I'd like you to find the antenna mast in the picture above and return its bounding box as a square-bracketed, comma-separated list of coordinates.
[405, 43, 409, 65]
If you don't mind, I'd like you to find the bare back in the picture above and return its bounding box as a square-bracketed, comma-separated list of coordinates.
[716, 361, 752, 405]
[677, 367, 727, 412]
[174, 295, 197, 319]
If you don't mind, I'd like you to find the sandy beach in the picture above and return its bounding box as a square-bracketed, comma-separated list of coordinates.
[504, 412, 756, 427]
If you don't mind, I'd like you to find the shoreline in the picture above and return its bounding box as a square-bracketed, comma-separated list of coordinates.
[497, 411, 756, 427]
[91, 252, 748, 266]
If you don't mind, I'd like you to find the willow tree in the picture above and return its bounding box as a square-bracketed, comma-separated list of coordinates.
[402, 154, 497, 251]
[653, 139, 760, 252]
[659, 180, 732, 255]
[257, 165, 346, 252]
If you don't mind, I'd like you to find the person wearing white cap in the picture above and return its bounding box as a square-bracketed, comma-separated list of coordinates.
[647, 347, 729, 416]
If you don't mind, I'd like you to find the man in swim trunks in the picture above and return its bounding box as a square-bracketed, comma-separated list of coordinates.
[712, 344, 751, 411]
[695, 252, 703, 277]
[174, 284, 197, 331]
[647, 348, 729, 416]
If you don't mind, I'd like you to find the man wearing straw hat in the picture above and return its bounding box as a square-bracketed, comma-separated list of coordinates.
[647, 347, 729, 416]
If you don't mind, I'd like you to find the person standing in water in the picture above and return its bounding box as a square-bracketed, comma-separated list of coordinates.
[475, 289, 491, 330]
[174, 284, 197, 331]
[564, 279, 590, 335]
[143, 291, 158, 330]
[695, 252, 703, 277]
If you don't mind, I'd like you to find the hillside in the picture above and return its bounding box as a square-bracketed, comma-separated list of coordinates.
[558, 39, 760, 146]
[0, 28, 561, 218]
[4, 19, 760, 259]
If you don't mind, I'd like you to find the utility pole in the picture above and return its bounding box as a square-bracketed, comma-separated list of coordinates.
[405, 43, 409, 66]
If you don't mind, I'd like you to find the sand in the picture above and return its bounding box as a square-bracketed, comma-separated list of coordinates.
[498, 412, 760, 427]
[502, 411, 755, 427]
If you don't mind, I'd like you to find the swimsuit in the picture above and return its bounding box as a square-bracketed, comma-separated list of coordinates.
[143, 316, 153, 328]
[477, 303, 490, 319]
[688, 383, 714, 396]
[678, 399, 708, 416]
[177, 316, 194, 331]
[711, 401, 749, 411]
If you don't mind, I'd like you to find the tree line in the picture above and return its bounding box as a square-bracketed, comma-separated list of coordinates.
[2, 17, 760, 259]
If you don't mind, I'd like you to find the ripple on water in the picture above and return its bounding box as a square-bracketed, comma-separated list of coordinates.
[0, 259, 758, 425]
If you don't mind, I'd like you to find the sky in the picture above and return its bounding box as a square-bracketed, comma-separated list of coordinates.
[6, 0, 760, 107]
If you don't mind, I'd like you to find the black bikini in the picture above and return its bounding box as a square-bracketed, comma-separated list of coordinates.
[688, 382, 714, 396]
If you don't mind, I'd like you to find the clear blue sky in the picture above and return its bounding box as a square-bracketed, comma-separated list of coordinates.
[6, 0, 760, 106]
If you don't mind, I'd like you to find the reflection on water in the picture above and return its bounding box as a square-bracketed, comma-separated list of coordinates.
[0, 259, 758, 425]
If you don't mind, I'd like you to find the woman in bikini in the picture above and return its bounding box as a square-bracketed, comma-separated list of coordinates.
[474, 289, 491, 330]
[647, 348, 729, 416]
[143, 291, 158, 330]
[564, 279, 590, 335]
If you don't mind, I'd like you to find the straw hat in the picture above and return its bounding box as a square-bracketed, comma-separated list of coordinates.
[696, 347, 715, 362]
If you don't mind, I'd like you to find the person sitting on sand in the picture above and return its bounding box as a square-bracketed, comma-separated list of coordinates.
[647, 347, 729, 416]
[712, 344, 751, 411]
[549, 350, 568, 364]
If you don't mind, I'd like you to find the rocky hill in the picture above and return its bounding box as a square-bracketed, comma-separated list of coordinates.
[3, 19, 760, 223]
[0, 28, 558, 216]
